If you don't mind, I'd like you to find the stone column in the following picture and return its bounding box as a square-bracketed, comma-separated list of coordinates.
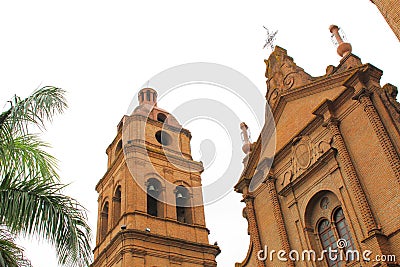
[243, 194, 266, 267]
[356, 91, 400, 184]
[264, 175, 294, 267]
[325, 118, 379, 234]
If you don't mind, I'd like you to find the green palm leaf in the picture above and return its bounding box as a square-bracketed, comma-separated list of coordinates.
[0, 175, 92, 267]
[0, 86, 92, 267]
[0, 133, 59, 182]
[0, 228, 31, 267]
[1, 86, 67, 134]
[0, 86, 67, 181]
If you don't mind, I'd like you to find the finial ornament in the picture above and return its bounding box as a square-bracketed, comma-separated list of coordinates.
[263, 26, 278, 50]
[240, 122, 251, 154]
[329, 25, 352, 57]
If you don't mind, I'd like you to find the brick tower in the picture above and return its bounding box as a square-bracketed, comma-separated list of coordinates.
[91, 88, 220, 267]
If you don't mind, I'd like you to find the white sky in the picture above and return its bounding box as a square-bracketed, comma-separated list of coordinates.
[0, 1, 399, 266]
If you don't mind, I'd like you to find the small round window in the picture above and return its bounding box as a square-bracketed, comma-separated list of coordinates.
[157, 113, 167, 123]
[155, 130, 171, 146]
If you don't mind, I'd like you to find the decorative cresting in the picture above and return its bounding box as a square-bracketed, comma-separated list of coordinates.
[264, 174, 294, 267]
[242, 194, 265, 267]
[265, 46, 313, 108]
[318, 109, 379, 235]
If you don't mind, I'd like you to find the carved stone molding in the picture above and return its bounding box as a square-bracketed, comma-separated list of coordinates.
[265, 46, 313, 108]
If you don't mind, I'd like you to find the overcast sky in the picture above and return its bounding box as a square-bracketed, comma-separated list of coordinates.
[0, 1, 399, 266]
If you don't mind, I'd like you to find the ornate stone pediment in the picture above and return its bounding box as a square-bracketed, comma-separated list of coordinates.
[265, 46, 313, 108]
[275, 133, 334, 192]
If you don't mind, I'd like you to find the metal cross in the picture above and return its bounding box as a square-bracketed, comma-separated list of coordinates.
[263, 26, 278, 50]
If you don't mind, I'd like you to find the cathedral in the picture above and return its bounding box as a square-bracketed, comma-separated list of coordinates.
[235, 26, 400, 266]
[91, 24, 400, 266]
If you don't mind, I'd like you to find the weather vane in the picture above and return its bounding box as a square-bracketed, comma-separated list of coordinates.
[263, 26, 278, 50]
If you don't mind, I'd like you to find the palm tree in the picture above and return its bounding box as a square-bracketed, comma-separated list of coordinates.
[0, 86, 92, 267]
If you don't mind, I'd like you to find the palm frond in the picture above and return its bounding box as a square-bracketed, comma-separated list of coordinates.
[0, 133, 59, 182]
[0, 86, 66, 182]
[0, 175, 92, 267]
[0, 86, 67, 135]
[0, 228, 32, 267]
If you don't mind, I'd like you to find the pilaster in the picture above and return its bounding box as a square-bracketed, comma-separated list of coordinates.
[243, 193, 266, 267]
[264, 174, 294, 267]
[354, 89, 400, 184]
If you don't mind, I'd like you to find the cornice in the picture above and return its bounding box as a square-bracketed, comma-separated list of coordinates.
[124, 142, 203, 172]
[92, 227, 220, 266]
[125, 114, 192, 138]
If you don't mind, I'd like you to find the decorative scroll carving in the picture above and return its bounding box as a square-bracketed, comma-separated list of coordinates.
[265, 46, 313, 107]
[317, 139, 332, 155]
[281, 170, 293, 186]
[278, 135, 333, 187]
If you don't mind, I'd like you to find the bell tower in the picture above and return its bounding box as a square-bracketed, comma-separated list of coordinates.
[91, 88, 220, 267]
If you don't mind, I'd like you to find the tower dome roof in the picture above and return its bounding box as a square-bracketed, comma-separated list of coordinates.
[132, 88, 181, 128]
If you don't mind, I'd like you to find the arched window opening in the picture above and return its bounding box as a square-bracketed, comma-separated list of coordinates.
[175, 186, 192, 224]
[334, 208, 356, 260]
[115, 140, 122, 156]
[100, 202, 109, 241]
[157, 113, 167, 123]
[113, 186, 122, 225]
[146, 90, 151, 101]
[318, 220, 339, 267]
[147, 178, 163, 217]
[155, 130, 171, 146]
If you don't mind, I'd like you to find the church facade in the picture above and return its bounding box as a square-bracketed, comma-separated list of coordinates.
[235, 28, 400, 266]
